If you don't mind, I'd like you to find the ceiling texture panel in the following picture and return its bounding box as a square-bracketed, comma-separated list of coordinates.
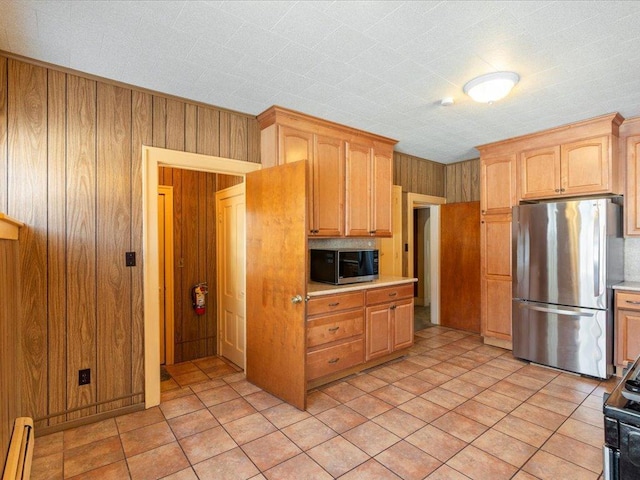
[1, 0, 640, 163]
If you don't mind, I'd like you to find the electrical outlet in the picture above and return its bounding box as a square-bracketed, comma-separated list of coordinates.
[125, 251, 136, 267]
[79, 368, 91, 386]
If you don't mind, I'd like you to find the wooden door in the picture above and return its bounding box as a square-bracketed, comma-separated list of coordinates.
[519, 146, 561, 200]
[480, 154, 516, 214]
[246, 161, 308, 410]
[561, 136, 609, 196]
[345, 141, 372, 236]
[371, 146, 393, 236]
[365, 304, 392, 360]
[312, 135, 344, 236]
[440, 202, 481, 332]
[216, 183, 246, 369]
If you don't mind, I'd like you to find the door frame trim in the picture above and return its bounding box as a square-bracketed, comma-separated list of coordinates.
[158, 185, 175, 366]
[142, 146, 261, 408]
[406, 193, 446, 325]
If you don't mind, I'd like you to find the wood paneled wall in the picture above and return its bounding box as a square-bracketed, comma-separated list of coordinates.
[393, 152, 445, 196]
[159, 168, 241, 363]
[0, 54, 259, 428]
[445, 158, 480, 203]
[0, 239, 20, 464]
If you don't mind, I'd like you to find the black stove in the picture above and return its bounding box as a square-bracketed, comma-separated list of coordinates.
[603, 356, 640, 480]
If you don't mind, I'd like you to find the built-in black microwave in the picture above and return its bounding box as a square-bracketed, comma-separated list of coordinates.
[310, 249, 379, 285]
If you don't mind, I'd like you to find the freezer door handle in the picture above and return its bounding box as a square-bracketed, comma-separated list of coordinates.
[594, 204, 602, 298]
[518, 302, 595, 318]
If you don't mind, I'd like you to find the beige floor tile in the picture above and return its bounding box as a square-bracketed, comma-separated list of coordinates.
[66, 460, 130, 480]
[208, 397, 257, 424]
[516, 365, 560, 383]
[454, 399, 507, 427]
[241, 431, 301, 471]
[391, 375, 435, 395]
[63, 436, 124, 478]
[489, 379, 536, 402]
[542, 432, 603, 473]
[116, 407, 166, 434]
[486, 357, 525, 373]
[457, 371, 500, 389]
[448, 356, 482, 371]
[398, 397, 448, 423]
[406, 424, 467, 462]
[31, 452, 63, 480]
[261, 402, 311, 429]
[511, 471, 539, 480]
[227, 379, 262, 396]
[345, 393, 393, 419]
[523, 450, 600, 480]
[159, 394, 205, 420]
[161, 387, 193, 403]
[541, 383, 590, 403]
[321, 381, 367, 403]
[509, 402, 567, 431]
[439, 378, 486, 398]
[33, 432, 63, 459]
[493, 415, 553, 448]
[506, 372, 550, 391]
[431, 361, 469, 378]
[472, 428, 537, 467]
[389, 359, 426, 375]
[372, 408, 426, 437]
[375, 440, 441, 480]
[549, 373, 600, 394]
[280, 417, 337, 451]
[204, 364, 239, 378]
[402, 355, 440, 369]
[307, 436, 369, 478]
[160, 468, 198, 480]
[526, 391, 579, 416]
[338, 458, 401, 479]
[315, 404, 368, 434]
[472, 389, 522, 413]
[178, 425, 237, 464]
[263, 453, 332, 480]
[571, 403, 605, 427]
[173, 370, 210, 386]
[188, 378, 225, 393]
[167, 408, 219, 439]
[165, 362, 199, 376]
[460, 350, 494, 364]
[432, 411, 488, 443]
[342, 421, 401, 456]
[421, 386, 468, 410]
[413, 368, 453, 386]
[368, 365, 411, 383]
[447, 445, 518, 480]
[126, 442, 190, 480]
[223, 412, 277, 445]
[63, 419, 119, 451]
[556, 418, 603, 448]
[196, 385, 241, 407]
[121, 421, 176, 457]
[346, 373, 390, 392]
[426, 464, 470, 479]
[244, 391, 283, 411]
[305, 390, 341, 415]
[370, 384, 416, 406]
[471, 364, 513, 380]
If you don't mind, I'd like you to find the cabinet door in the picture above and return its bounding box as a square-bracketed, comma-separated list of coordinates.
[481, 278, 512, 340]
[371, 146, 393, 237]
[312, 135, 344, 236]
[481, 214, 511, 278]
[561, 136, 610, 196]
[365, 304, 392, 360]
[626, 135, 640, 236]
[392, 298, 414, 350]
[345, 142, 373, 236]
[616, 309, 640, 367]
[480, 154, 516, 214]
[279, 126, 314, 165]
[519, 146, 561, 200]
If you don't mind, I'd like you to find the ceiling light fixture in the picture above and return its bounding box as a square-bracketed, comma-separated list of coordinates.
[463, 71, 519, 104]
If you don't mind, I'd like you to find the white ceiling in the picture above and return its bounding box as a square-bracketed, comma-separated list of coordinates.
[2, 1, 640, 164]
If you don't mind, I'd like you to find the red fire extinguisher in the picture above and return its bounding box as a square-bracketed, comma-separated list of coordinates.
[191, 282, 208, 315]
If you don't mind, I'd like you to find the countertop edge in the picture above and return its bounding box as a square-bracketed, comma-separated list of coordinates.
[613, 281, 640, 293]
[307, 276, 417, 297]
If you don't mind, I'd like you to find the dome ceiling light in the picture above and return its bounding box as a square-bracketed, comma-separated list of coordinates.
[463, 71, 520, 104]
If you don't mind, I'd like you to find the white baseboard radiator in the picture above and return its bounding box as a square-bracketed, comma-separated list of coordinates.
[2, 418, 34, 480]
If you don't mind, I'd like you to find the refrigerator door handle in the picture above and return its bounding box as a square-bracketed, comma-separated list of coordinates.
[518, 302, 595, 318]
[593, 204, 603, 298]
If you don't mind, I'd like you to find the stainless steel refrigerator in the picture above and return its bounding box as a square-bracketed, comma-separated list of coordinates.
[512, 198, 623, 379]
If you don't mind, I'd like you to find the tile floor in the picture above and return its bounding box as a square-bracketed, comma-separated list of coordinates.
[30, 323, 616, 480]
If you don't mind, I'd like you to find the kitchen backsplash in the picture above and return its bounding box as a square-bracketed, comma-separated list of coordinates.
[625, 237, 640, 281]
[308, 238, 378, 250]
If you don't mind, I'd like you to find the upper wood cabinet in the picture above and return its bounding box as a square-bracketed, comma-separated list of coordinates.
[620, 117, 640, 236]
[258, 106, 397, 238]
[520, 136, 613, 200]
[480, 153, 516, 214]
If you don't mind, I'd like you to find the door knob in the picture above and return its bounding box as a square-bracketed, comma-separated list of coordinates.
[291, 295, 304, 304]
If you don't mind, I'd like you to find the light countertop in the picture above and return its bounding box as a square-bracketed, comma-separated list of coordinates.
[307, 276, 417, 297]
[613, 281, 640, 292]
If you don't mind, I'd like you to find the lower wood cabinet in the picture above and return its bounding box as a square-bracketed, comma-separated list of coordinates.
[306, 282, 414, 385]
[615, 290, 640, 368]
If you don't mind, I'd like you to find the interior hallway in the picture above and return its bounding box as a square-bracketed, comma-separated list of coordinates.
[30, 323, 613, 479]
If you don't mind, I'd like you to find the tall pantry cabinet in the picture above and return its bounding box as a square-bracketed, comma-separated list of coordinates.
[477, 113, 623, 348]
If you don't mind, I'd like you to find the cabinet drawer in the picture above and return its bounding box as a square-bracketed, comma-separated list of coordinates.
[306, 338, 363, 381]
[307, 291, 364, 316]
[366, 283, 413, 305]
[307, 310, 364, 348]
[617, 292, 640, 312]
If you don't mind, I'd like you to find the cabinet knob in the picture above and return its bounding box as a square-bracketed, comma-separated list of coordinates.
[390, 305, 397, 310]
[328, 302, 340, 307]
[626, 300, 640, 305]
[328, 326, 340, 332]
[328, 358, 340, 364]
[388, 292, 397, 297]
[560, 188, 565, 192]
[291, 294, 304, 304]
[555, 189, 560, 193]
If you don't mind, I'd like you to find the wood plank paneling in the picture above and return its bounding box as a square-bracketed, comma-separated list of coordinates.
[8, 60, 49, 425]
[47, 69, 67, 425]
[96, 83, 132, 412]
[445, 158, 480, 203]
[205, 173, 217, 343]
[66, 74, 98, 420]
[393, 152, 445, 197]
[1, 53, 259, 429]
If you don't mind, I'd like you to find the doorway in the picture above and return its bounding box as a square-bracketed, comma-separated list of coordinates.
[406, 193, 446, 326]
[142, 147, 261, 408]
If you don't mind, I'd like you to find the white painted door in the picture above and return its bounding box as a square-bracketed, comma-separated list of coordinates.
[216, 183, 246, 368]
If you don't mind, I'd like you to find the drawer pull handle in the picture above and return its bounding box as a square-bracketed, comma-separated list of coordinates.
[388, 292, 397, 297]
[328, 302, 340, 307]
[328, 326, 340, 332]
[626, 300, 640, 305]
[390, 305, 396, 310]
[328, 358, 340, 364]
